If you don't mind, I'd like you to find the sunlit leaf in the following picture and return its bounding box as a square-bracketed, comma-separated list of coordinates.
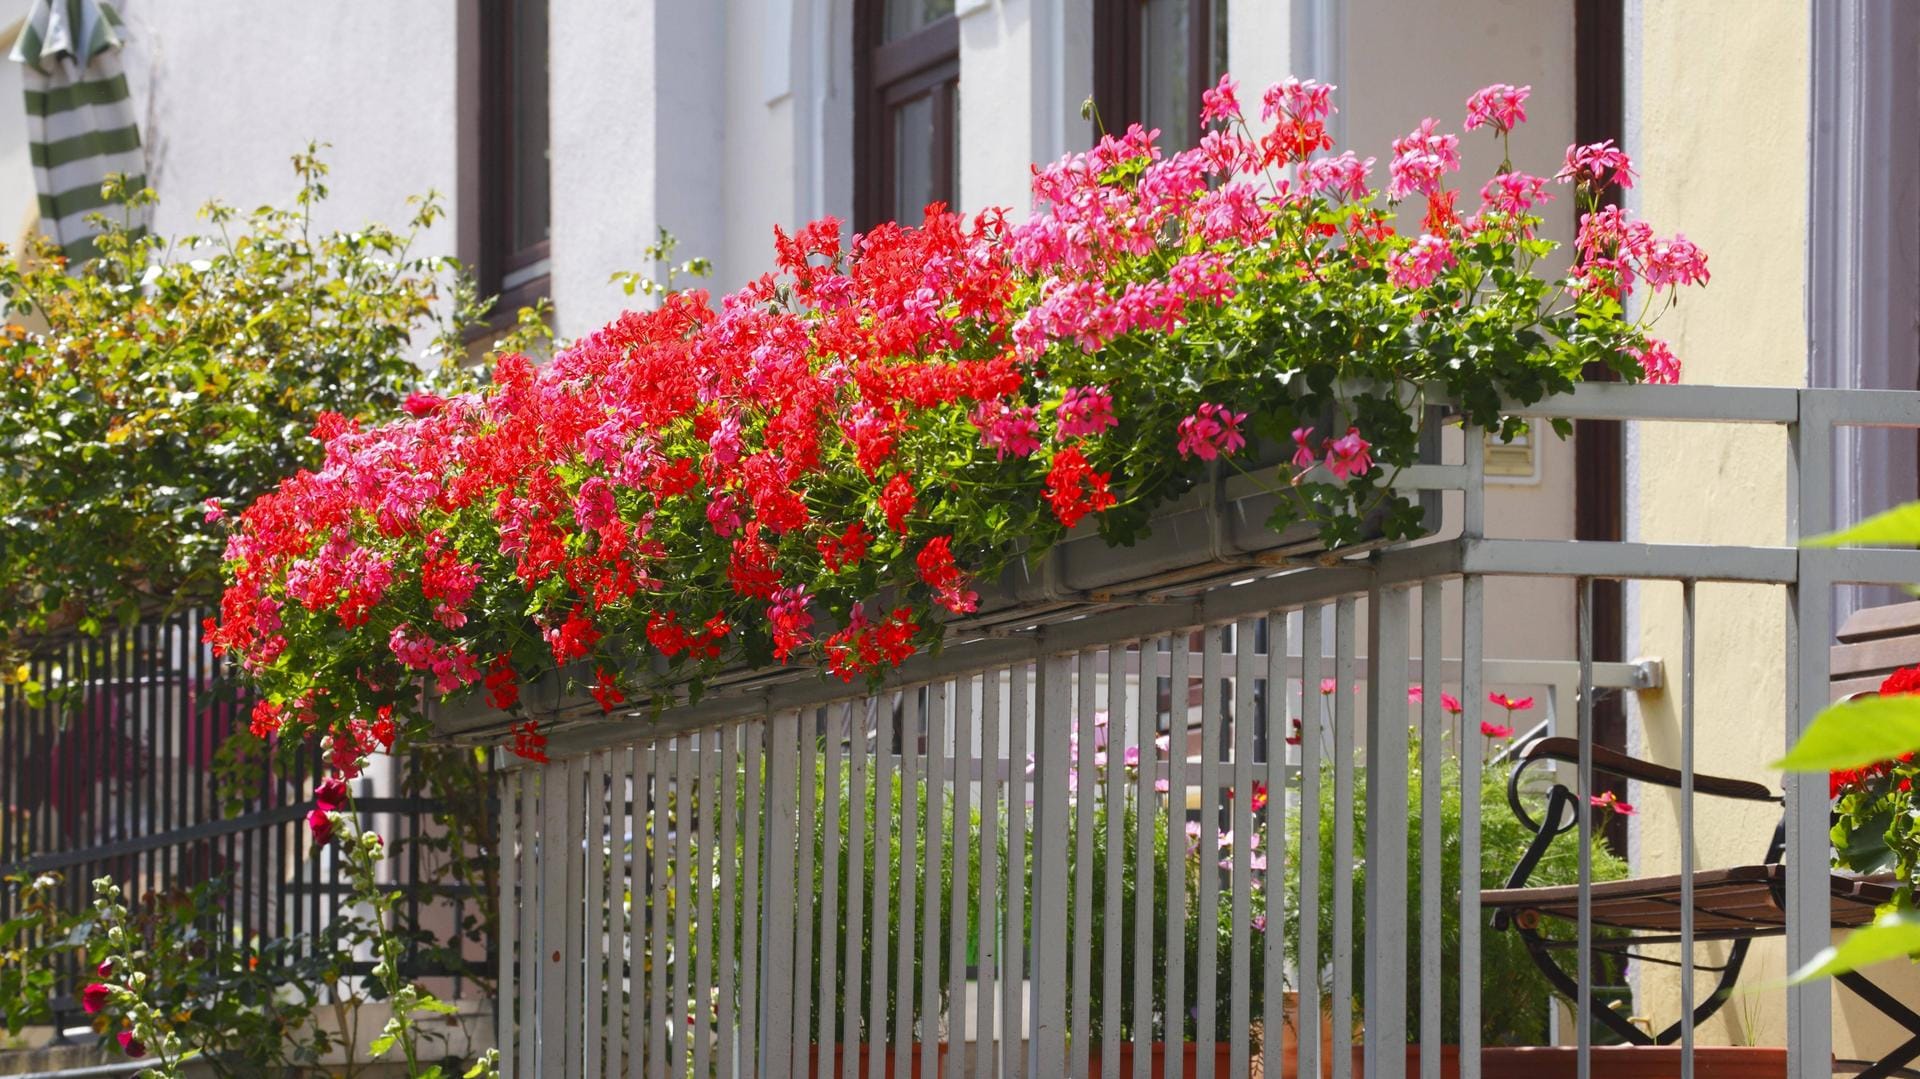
[1791, 908, 1920, 981]
[1774, 695, 1920, 772]
[1805, 501, 1920, 548]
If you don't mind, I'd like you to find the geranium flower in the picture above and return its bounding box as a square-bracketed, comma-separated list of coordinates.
[591, 666, 626, 712]
[1200, 73, 1241, 126]
[1324, 428, 1374, 481]
[1464, 83, 1530, 134]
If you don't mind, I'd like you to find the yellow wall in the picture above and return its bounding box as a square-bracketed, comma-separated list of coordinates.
[1628, 2, 1917, 1056]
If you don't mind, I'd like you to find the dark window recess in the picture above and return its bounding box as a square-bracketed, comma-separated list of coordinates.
[1093, 0, 1228, 150]
[855, 0, 959, 230]
[477, 0, 551, 312]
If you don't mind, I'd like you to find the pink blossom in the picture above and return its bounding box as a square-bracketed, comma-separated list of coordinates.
[707, 414, 744, 466]
[1324, 427, 1374, 482]
[1464, 83, 1530, 134]
[970, 400, 1042, 459]
[1291, 426, 1317, 471]
[202, 497, 226, 523]
[1299, 152, 1375, 202]
[1642, 234, 1711, 291]
[1262, 77, 1336, 124]
[1407, 684, 1424, 703]
[1154, 777, 1170, 793]
[1123, 744, 1141, 767]
[1056, 385, 1118, 439]
[1388, 234, 1456, 289]
[1632, 339, 1681, 385]
[1558, 139, 1636, 190]
[1200, 73, 1241, 126]
[1441, 692, 1463, 715]
[706, 492, 743, 537]
[1319, 677, 1336, 695]
[1478, 172, 1553, 218]
[1489, 692, 1535, 712]
[1175, 402, 1247, 460]
[574, 476, 617, 530]
[1388, 118, 1461, 201]
[1591, 791, 1637, 816]
[1481, 721, 1515, 739]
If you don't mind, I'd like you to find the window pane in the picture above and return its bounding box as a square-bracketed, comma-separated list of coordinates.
[885, 0, 955, 40]
[1140, 0, 1192, 149]
[892, 93, 936, 223]
[509, 0, 550, 254]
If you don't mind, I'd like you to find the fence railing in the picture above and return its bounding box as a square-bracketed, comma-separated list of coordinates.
[0, 609, 492, 1038]
[486, 383, 1920, 1079]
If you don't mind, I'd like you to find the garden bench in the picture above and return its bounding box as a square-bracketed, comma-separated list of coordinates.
[1480, 735, 1916, 1078]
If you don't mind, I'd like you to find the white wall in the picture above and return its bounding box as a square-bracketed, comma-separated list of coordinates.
[117, 1, 460, 257]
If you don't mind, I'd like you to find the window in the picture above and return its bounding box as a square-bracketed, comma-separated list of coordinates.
[854, 0, 959, 229]
[475, 0, 551, 311]
[1093, 0, 1228, 150]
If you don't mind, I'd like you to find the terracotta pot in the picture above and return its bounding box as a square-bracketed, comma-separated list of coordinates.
[1326, 1044, 1790, 1079]
[1086, 1041, 1235, 1077]
[805, 1042, 950, 1078]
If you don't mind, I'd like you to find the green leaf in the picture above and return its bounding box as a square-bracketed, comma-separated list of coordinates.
[369, 1033, 396, 1057]
[1774, 695, 1920, 772]
[1791, 908, 1920, 981]
[415, 994, 458, 1014]
[1806, 500, 1920, 548]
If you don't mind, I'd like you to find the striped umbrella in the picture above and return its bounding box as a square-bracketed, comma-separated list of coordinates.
[9, 0, 144, 262]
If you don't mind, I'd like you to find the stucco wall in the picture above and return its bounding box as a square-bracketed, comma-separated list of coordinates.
[117, 2, 460, 260]
[1620, 0, 1915, 1056]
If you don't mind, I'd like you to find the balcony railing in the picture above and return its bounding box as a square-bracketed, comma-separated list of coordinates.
[476, 383, 1919, 1079]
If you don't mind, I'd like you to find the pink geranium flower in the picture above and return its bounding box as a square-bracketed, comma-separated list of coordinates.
[1324, 428, 1374, 481]
[1200, 73, 1241, 126]
[1464, 83, 1531, 134]
[1389, 234, 1456, 289]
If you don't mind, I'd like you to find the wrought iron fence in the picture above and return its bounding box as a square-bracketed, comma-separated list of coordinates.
[0, 608, 494, 1038]
[485, 384, 1920, 1079]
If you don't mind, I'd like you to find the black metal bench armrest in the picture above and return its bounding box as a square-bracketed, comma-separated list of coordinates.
[1519, 736, 1780, 803]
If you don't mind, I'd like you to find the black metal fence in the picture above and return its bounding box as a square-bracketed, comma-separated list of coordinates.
[0, 609, 494, 1036]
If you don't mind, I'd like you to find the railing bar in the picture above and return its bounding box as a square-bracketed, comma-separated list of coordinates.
[671, 739, 695, 1079]
[570, 756, 590, 1075]
[612, 745, 634, 1079]
[521, 766, 541, 1079]
[539, 762, 569, 1078]
[1365, 586, 1412, 1079]
[1459, 576, 1484, 1079]
[1680, 579, 1697, 1079]
[717, 730, 740, 1079]
[844, 699, 872, 1079]
[977, 670, 1002, 1079]
[896, 687, 924, 1079]
[819, 704, 845, 1075]
[1072, 649, 1098, 1079]
[585, 751, 607, 1079]
[1230, 619, 1257, 1077]
[1032, 653, 1072, 1077]
[951, 674, 975, 1077]
[767, 714, 801, 1079]
[1195, 628, 1224, 1079]
[741, 722, 766, 1076]
[1419, 589, 1444, 1079]
[648, 743, 669, 1079]
[870, 691, 897, 1078]
[1102, 643, 1128, 1079]
[1004, 663, 1030, 1079]
[140, 621, 155, 927]
[1164, 635, 1191, 1079]
[499, 770, 518, 1079]
[922, 682, 948, 1079]
[791, 712, 818, 1078]
[1133, 639, 1159, 1079]
[1576, 578, 1595, 1079]
[697, 729, 721, 1079]
[1332, 596, 1357, 1079]
[1263, 611, 1291, 1079]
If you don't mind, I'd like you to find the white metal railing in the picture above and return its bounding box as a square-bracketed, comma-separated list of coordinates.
[486, 383, 1920, 1079]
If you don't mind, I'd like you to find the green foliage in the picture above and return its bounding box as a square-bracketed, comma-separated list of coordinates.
[0, 146, 479, 644]
[1782, 498, 1920, 980]
[1288, 735, 1630, 1046]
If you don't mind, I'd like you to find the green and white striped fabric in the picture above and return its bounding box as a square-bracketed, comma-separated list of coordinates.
[10, 0, 145, 261]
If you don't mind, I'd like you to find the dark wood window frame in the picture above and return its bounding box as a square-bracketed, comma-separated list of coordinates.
[461, 0, 552, 325]
[1574, 0, 1628, 855]
[853, 7, 959, 231]
[1091, 0, 1220, 146]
